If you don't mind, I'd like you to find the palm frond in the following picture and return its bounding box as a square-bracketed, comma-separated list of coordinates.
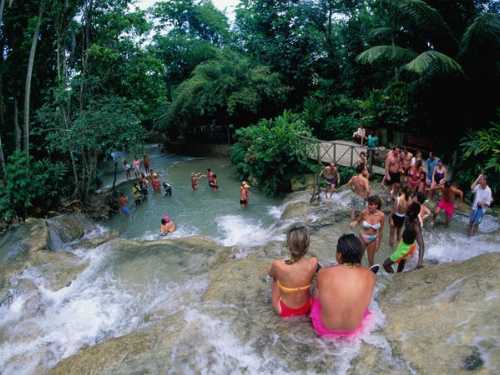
[368, 27, 394, 41]
[382, 0, 456, 45]
[403, 51, 463, 76]
[460, 13, 500, 57]
[357, 45, 417, 65]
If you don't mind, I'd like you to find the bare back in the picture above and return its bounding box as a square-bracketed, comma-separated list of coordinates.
[317, 265, 375, 331]
[350, 175, 370, 198]
[271, 257, 318, 308]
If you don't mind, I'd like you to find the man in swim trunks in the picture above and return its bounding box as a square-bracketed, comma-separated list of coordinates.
[346, 164, 371, 220]
[431, 181, 463, 226]
[468, 174, 493, 236]
[321, 163, 340, 199]
[240, 181, 250, 208]
[312, 234, 375, 338]
[384, 147, 401, 200]
[383, 227, 417, 273]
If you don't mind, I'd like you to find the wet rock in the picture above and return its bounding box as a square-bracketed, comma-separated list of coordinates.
[47, 214, 91, 246]
[0, 218, 49, 259]
[378, 253, 500, 375]
[78, 230, 119, 249]
[27, 251, 88, 291]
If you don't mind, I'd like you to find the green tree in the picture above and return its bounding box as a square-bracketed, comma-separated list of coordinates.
[231, 111, 313, 195]
[163, 50, 289, 140]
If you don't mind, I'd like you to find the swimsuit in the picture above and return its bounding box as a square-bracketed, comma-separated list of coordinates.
[434, 171, 445, 184]
[310, 298, 372, 338]
[361, 221, 380, 244]
[438, 198, 454, 219]
[388, 171, 401, 184]
[389, 241, 417, 263]
[276, 280, 312, 318]
[325, 176, 338, 186]
[392, 212, 405, 228]
[279, 298, 312, 318]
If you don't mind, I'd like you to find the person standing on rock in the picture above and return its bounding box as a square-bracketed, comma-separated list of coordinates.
[346, 164, 371, 220]
[468, 174, 493, 236]
[383, 227, 417, 273]
[321, 163, 340, 199]
[350, 195, 384, 269]
[404, 202, 425, 269]
[133, 157, 141, 178]
[269, 224, 318, 318]
[384, 147, 402, 201]
[311, 234, 375, 338]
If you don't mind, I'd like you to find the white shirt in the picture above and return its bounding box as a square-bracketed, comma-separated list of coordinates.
[472, 185, 492, 210]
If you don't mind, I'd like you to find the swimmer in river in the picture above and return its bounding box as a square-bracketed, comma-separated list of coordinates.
[240, 180, 250, 208]
[191, 172, 205, 191]
[311, 234, 375, 338]
[269, 224, 319, 318]
[160, 215, 176, 236]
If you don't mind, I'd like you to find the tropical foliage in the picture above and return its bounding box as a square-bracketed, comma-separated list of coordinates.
[231, 112, 313, 195]
[0, 0, 498, 215]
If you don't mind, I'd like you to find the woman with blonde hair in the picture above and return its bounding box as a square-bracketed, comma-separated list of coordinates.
[269, 224, 319, 318]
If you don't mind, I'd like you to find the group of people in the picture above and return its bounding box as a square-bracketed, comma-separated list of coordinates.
[191, 168, 252, 208]
[269, 165, 493, 338]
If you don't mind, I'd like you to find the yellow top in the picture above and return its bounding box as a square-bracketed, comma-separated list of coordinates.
[277, 280, 311, 293]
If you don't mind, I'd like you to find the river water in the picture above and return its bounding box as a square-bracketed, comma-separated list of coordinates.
[0, 147, 499, 374]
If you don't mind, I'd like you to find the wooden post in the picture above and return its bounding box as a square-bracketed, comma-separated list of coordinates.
[350, 145, 353, 167]
[333, 142, 336, 163]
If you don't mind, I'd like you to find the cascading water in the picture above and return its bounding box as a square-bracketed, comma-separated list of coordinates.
[0, 148, 498, 374]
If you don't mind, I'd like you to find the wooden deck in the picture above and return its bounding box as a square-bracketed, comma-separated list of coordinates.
[303, 137, 385, 175]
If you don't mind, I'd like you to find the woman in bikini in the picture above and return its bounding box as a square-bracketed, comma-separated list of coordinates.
[351, 195, 385, 268]
[269, 224, 319, 318]
[389, 186, 412, 248]
[407, 160, 424, 193]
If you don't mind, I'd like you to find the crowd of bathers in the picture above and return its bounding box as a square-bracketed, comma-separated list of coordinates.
[276, 147, 493, 338]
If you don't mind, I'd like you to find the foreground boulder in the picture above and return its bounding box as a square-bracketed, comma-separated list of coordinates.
[376, 252, 500, 374]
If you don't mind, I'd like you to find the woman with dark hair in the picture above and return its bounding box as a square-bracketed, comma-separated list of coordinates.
[269, 224, 318, 318]
[351, 195, 385, 268]
[405, 202, 425, 269]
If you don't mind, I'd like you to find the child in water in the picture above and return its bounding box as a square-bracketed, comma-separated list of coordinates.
[209, 174, 218, 191]
[383, 227, 417, 273]
[269, 224, 319, 318]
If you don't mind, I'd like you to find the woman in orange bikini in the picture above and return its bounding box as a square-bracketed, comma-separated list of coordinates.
[269, 224, 319, 318]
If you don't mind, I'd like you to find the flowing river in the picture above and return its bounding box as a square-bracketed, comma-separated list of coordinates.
[0, 146, 499, 374]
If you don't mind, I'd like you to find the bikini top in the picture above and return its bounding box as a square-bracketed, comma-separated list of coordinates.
[277, 280, 311, 293]
[362, 220, 381, 231]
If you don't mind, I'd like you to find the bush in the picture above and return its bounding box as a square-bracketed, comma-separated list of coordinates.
[230, 111, 314, 195]
[458, 109, 500, 199]
[0, 151, 67, 222]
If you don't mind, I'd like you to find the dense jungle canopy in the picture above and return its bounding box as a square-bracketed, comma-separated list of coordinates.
[0, 0, 498, 219]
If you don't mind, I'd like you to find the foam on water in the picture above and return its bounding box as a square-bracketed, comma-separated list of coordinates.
[137, 225, 200, 241]
[424, 229, 500, 263]
[215, 215, 284, 248]
[0, 243, 206, 374]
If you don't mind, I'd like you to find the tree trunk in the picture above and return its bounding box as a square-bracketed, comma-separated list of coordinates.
[14, 98, 21, 150]
[0, 0, 6, 26]
[23, 0, 44, 159]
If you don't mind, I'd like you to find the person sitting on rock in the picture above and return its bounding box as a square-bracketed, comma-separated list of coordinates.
[269, 224, 319, 318]
[383, 227, 417, 273]
[311, 234, 375, 338]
